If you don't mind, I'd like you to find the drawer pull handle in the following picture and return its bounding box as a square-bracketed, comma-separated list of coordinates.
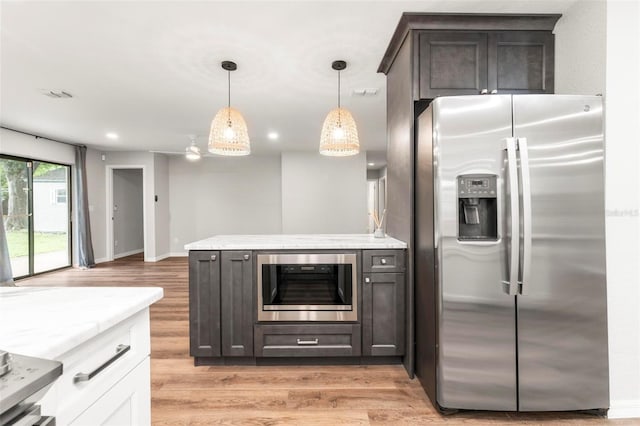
[243, 254, 250, 261]
[211, 254, 217, 261]
[296, 338, 319, 346]
[365, 277, 371, 283]
[380, 258, 387, 265]
[73, 344, 131, 383]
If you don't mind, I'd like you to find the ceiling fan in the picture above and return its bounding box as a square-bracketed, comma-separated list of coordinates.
[149, 135, 212, 160]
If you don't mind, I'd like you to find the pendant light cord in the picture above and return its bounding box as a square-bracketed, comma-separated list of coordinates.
[227, 70, 231, 124]
[337, 69, 341, 125]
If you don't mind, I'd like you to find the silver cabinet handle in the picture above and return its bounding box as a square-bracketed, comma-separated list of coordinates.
[491, 89, 498, 94]
[243, 254, 250, 261]
[480, 89, 488, 94]
[517, 137, 532, 295]
[210, 254, 217, 261]
[296, 338, 319, 346]
[380, 258, 387, 265]
[73, 344, 130, 383]
[503, 137, 520, 296]
[365, 277, 371, 283]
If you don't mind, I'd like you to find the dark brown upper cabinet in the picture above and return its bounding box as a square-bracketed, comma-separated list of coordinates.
[490, 31, 555, 94]
[418, 32, 489, 98]
[418, 30, 555, 99]
[378, 14, 560, 100]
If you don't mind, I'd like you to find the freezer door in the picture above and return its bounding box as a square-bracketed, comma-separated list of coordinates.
[513, 95, 608, 411]
[433, 95, 517, 410]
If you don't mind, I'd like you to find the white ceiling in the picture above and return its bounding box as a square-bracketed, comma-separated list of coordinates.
[1, 0, 577, 157]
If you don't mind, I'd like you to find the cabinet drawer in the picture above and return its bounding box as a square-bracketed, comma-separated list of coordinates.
[363, 250, 405, 273]
[41, 309, 150, 425]
[69, 357, 150, 426]
[254, 324, 361, 357]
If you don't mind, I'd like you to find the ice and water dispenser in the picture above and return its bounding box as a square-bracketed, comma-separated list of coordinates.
[457, 174, 498, 241]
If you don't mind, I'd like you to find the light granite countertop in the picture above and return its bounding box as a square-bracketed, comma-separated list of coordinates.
[0, 287, 163, 359]
[184, 234, 408, 250]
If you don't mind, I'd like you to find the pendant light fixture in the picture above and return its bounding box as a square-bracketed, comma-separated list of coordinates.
[319, 60, 360, 156]
[185, 135, 201, 161]
[208, 61, 251, 156]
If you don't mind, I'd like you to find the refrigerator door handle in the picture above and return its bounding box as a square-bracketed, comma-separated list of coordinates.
[517, 137, 532, 295]
[502, 137, 520, 295]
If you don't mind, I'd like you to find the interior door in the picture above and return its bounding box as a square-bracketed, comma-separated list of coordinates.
[432, 95, 517, 410]
[513, 95, 608, 411]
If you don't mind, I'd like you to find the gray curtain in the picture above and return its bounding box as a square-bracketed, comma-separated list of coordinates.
[75, 145, 95, 268]
[0, 203, 15, 286]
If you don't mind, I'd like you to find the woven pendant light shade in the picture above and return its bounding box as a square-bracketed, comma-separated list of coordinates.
[208, 107, 251, 156]
[319, 107, 360, 156]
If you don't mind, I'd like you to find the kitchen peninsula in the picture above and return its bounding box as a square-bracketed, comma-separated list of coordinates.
[185, 234, 408, 368]
[0, 287, 163, 425]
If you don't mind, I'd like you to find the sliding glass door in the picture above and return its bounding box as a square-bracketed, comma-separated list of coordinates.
[1, 155, 71, 278]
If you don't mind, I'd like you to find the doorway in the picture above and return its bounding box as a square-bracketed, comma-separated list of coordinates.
[1, 154, 71, 278]
[106, 166, 145, 261]
[366, 171, 387, 233]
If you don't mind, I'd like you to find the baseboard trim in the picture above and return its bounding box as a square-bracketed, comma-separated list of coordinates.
[94, 257, 109, 264]
[170, 251, 188, 257]
[145, 253, 170, 262]
[608, 399, 640, 419]
[114, 249, 144, 259]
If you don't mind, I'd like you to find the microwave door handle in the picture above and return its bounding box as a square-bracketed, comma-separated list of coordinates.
[517, 137, 532, 295]
[502, 137, 520, 296]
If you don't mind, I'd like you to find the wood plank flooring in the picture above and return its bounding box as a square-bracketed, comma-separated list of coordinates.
[18, 255, 633, 425]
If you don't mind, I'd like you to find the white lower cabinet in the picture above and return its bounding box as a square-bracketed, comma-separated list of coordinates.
[69, 357, 150, 426]
[40, 309, 152, 425]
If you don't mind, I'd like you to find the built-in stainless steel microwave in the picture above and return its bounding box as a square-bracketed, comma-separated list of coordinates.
[256, 253, 358, 321]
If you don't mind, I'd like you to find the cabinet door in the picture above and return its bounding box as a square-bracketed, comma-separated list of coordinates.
[69, 357, 150, 426]
[189, 251, 221, 357]
[362, 273, 405, 356]
[418, 32, 488, 99]
[221, 251, 254, 356]
[488, 31, 554, 94]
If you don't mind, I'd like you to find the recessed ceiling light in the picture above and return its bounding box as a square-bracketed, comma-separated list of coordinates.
[105, 132, 119, 140]
[267, 132, 279, 140]
[368, 162, 375, 166]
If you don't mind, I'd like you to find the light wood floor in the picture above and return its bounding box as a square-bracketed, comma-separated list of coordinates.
[19, 255, 633, 425]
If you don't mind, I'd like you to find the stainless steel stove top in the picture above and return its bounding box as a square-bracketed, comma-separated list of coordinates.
[0, 350, 62, 421]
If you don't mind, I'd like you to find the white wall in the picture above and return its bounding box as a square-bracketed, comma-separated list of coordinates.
[0, 128, 74, 165]
[168, 155, 282, 254]
[281, 152, 367, 234]
[153, 154, 170, 259]
[113, 169, 144, 258]
[603, 0, 640, 418]
[554, 0, 606, 95]
[557, 0, 640, 418]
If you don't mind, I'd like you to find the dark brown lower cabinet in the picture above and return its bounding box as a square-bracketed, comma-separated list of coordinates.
[254, 324, 362, 357]
[221, 251, 254, 357]
[189, 251, 221, 357]
[189, 249, 406, 363]
[362, 272, 405, 356]
[189, 250, 254, 359]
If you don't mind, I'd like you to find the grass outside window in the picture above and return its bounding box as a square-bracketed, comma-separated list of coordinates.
[6, 230, 68, 257]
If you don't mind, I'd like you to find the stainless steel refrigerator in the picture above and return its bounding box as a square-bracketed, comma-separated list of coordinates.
[414, 94, 608, 412]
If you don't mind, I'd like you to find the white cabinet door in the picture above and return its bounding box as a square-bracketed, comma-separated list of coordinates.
[69, 357, 150, 426]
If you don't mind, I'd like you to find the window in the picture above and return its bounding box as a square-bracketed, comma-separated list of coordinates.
[53, 188, 67, 204]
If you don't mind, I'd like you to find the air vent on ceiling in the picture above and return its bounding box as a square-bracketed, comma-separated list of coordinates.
[352, 88, 378, 96]
[42, 90, 73, 99]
